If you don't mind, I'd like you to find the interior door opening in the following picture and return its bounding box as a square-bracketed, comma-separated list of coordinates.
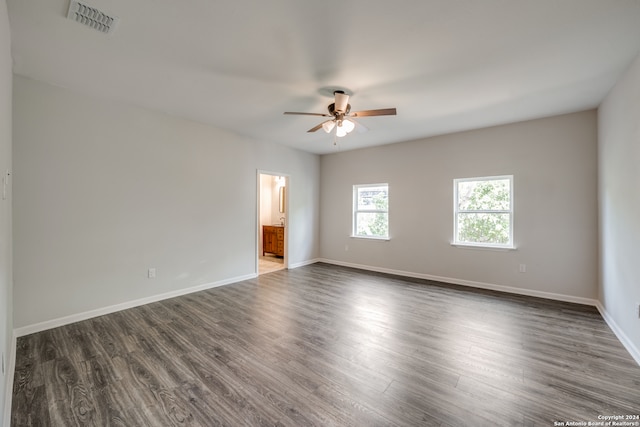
[257, 172, 288, 275]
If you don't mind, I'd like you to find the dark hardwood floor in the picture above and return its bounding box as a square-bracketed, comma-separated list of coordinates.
[11, 263, 640, 426]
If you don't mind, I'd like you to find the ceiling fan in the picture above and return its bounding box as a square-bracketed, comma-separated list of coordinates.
[284, 90, 397, 138]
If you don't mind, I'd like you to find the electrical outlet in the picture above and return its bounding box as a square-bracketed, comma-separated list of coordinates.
[148, 268, 156, 279]
[519, 264, 526, 273]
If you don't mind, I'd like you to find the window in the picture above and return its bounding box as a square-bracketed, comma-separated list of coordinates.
[353, 184, 389, 239]
[453, 175, 513, 248]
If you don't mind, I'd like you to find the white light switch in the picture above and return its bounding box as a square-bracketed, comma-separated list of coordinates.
[2, 170, 9, 200]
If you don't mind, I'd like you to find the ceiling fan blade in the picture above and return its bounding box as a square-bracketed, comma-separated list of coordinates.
[307, 120, 333, 133]
[350, 118, 369, 133]
[350, 108, 397, 117]
[284, 112, 331, 117]
[334, 92, 350, 113]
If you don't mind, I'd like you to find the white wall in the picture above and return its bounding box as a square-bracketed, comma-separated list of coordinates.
[320, 111, 598, 302]
[0, 0, 12, 421]
[598, 53, 640, 361]
[12, 75, 320, 329]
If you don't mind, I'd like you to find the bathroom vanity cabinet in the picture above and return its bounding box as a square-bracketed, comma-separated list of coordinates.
[263, 225, 284, 257]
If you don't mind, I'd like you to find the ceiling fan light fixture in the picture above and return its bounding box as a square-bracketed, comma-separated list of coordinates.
[322, 121, 335, 133]
[283, 88, 396, 139]
[342, 119, 355, 133]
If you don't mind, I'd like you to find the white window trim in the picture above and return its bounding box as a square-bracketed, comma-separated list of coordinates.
[453, 175, 515, 249]
[352, 183, 390, 240]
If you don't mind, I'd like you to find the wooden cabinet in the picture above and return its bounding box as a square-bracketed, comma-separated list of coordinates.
[263, 225, 284, 257]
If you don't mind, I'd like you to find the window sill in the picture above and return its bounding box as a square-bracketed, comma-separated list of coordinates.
[451, 242, 516, 251]
[351, 235, 390, 241]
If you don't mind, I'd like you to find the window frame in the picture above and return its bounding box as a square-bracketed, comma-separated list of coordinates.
[453, 175, 514, 249]
[352, 183, 390, 240]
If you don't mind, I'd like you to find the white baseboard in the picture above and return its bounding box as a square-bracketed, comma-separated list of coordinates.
[3, 331, 16, 427]
[595, 301, 640, 366]
[318, 259, 640, 366]
[317, 258, 598, 306]
[13, 256, 322, 338]
[14, 273, 257, 338]
[288, 258, 322, 270]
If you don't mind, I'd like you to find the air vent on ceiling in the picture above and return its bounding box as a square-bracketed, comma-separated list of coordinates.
[67, 0, 119, 34]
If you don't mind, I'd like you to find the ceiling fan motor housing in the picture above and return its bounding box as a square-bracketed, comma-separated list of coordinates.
[333, 91, 350, 113]
[328, 102, 351, 116]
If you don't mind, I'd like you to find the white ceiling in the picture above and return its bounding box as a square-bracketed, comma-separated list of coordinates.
[7, 0, 640, 154]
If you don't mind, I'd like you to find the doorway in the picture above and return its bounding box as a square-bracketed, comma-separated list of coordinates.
[257, 172, 288, 275]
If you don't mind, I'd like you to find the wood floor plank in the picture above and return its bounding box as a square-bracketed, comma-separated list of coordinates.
[181, 349, 284, 426]
[11, 263, 640, 426]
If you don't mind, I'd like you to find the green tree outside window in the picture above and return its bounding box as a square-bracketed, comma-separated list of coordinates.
[354, 185, 388, 238]
[455, 177, 512, 246]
